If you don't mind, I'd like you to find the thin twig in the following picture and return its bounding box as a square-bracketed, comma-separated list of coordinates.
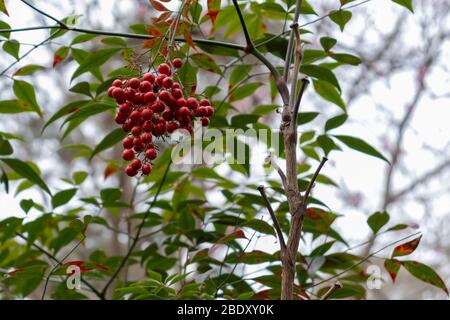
[20, 0, 68, 28]
[321, 282, 342, 300]
[257, 185, 287, 253]
[283, 0, 303, 83]
[231, 0, 253, 51]
[292, 78, 309, 123]
[303, 157, 328, 205]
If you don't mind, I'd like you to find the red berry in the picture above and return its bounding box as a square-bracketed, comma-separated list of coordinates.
[153, 122, 166, 136]
[131, 126, 141, 136]
[112, 87, 125, 100]
[158, 90, 170, 103]
[141, 133, 152, 144]
[167, 121, 179, 133]
[196, 106, 207, 117]
[201, 117, 210, 126]
[134, 93, 145, 105]
[125, 165, 138, 177]
[130, 111, 142, 122]
[172, 82, 181, 89]
[162, 109, 173, 121]
[122, 121, 133, 132]
[145, 148, 157, 160]
[182, 124, 193, 134]
[177, 98, 187, 108]
[143, 72, 155, 83]
[158, 63, 171, 75]
[205, 106, 214, 117]
[142, 121, 154, 133]
[143, 92, 157, 104]
[162, 77, 173, 89]
[155, 74, 167, 87]
[131, 159, 142, 170]
[122, 149, 134, 161]
[178, 116, 190, 125]
[119, 103, 132, 115]
[187, 97, 198, 110]
[151, 102, 165, 113]
[114, 113, 126, 124]
[178, 107, 191, 117]
[199, 99, 210, 106]
[112, 79, 122, 87]
[140, 81, 152, 93]
[128, 78, 141, 89]
[172, 58, 183, 69]
[172, 88, 183, 99]
[141, 163, 151, 175]
[133, 137, 143, 147]
[124, 88, 136, 102]
[122, 137, 134, 149]
[134, 143, 145, 152]
[142, 109, 153, 120]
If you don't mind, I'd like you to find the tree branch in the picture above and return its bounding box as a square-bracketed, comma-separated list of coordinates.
[20, 0, 67, 28]
[292, 78, 309, 125]
[283, 0, 303, 83]
[231, 0, 253, 51]
[257, 185, 287, 254]
[321, 282, 342, 300]
[303, 156, 328, 206]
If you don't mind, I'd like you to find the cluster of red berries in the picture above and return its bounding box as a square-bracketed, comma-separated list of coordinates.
[108, 58, 214, 177]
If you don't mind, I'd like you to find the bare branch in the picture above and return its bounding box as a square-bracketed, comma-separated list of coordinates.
[303, 157, 328, 205]
[257, 185, 287, 254]
[321, 282, 343, 300]
[283, 0, 303, 82]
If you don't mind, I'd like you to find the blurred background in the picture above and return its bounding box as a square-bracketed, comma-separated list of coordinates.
[0, 0, 449, 299]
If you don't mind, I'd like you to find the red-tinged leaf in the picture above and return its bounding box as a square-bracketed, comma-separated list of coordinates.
[391, 235, 422, 258]
[0, 0, 8, 16]
[150, 0, 170, 11]
[401, 261, 448, 295]
[207, 0, 221, 32]
[217, 229, 246, 244]
[104, 164, 119, 180]
[93, 262, 110, 272]
[53, 46, 69, 67]
[184, 28, 197, 50]
[384, 259, 401, 283]
[6, 268, 23, 276]
[255, 289, 271, 300]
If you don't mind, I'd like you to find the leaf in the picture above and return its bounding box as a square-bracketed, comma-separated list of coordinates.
[207, 0, 222, 31]
[190, 53, 222, 75]
[333, 135, 389, 163]
[73, 171, 88, 185]
[53, 46, 70, 67]
[0, 158, 51, 195]
[329, 10, 352, 31]
[3, 39, 19, 59]
[217, 229, 246, 244]
[71, 48, 121, 81]
[392, 235, 422, 258]
[384, 259, 401, 283]
[0, 135, 13, 155]
[300, 65, 341, 91]
[14, 64, 45, 76]
[401, 261, 448, 295]
[325, 114, 347, 132]
[317, 135, 339, 156]
[0, 20, 10, 38]
[0, 0, 8, 16]
[52, 188, 77, 209]
[71, 34, 98, 45]
[42, 100, 90, 133]
[13, 80, 42, 116]
[330, 53, 361, 66]
[392, 0, 414, 13]
[230, 82, 262, 101]
[90, 129, 127, 160]
[320, 37, 336, 52]
[241, 219, 275, 236]
[229, 65, 252, 89]
[20, 199, 34, 214]
[313, 80, 346, 111]
[150, 0, 170, 11]
[367, 211, 390, 234]
[0, 99, 36, 114]
[69, 82, 92, 97]
[297, 112, 319, 126]
[62, 102, 116, 127]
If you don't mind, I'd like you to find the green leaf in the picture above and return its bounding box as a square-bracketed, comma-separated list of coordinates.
[333, 135, 389, 163]
[0, 158, 51, 195]
[190, 53, 222, 75]
[20, 199, 34, 214]
[367, 211, 389, 234]
[69, 82, 92, 97]
[325, 114, 347, 132]
[0, 20, 10, 38]
[313, 80, 346, 111]
[298, 112, 319, 126]
[71, 48, 121, 81]
[301, 65, 340, 91]
[241, 219, 275, 236]
[0, 99, 36, 114]
[392, 0, 414, 13]
[392, 236, 421, 258]
[73, 171, 88, 185]
[317, 135, 340, 156]
[42, 100, 90, 133]
[320, 37, 336, 52]
[329, 10, 352, 31]
[13, 80, 42, 116]
[0, 0, 8, 16]
[71, 33, 98, 45]
[229, 65, 252, 89]
[62, 102, 116, 127]
[90, 129, 127, 160]
[401, 261, 448, 295]
[0, 135, 13, 155]
[330, 53, 361, 65]
[2, 39, 19, 59]
[230, 82, 262, 101]
[13, 64, 45, 76]
[52, 188, 77, 209]
[101, 37, 127, 47]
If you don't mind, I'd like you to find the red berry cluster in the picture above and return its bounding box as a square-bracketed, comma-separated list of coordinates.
[108, 58, 215, 177]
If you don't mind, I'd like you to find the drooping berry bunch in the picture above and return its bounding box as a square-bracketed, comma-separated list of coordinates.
[108, 58, 215, 177]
